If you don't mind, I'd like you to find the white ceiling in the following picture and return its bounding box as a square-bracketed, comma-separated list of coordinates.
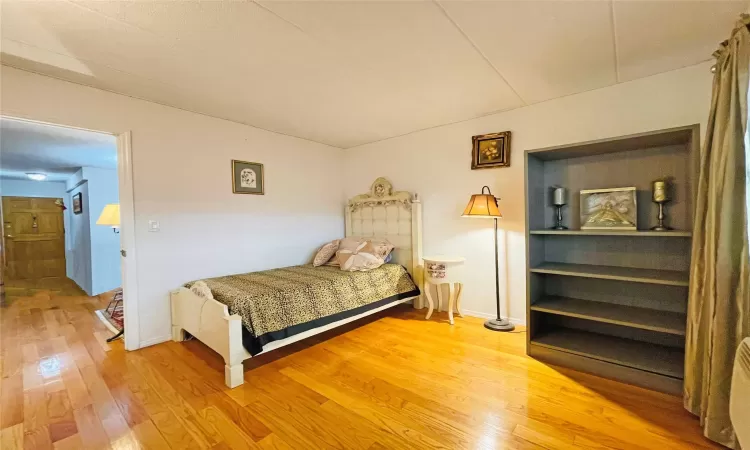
[0, 117, 117, 181]
[0, 1, 745, 149]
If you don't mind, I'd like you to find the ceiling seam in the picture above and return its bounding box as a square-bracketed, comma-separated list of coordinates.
[1, 63, 343, 150]
[432, 0, 527, 106]
[64, 0, 171, 43]
[609, 0, 621, 83]
[252, 1, 306, 32]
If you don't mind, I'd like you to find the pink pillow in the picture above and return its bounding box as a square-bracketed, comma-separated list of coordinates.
[336, 241, 384, 272]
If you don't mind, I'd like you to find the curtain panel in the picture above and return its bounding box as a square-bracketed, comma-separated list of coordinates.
[684, 16, 750, 450]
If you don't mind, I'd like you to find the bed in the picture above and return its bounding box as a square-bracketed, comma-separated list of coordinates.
[169, 177, 424, 388]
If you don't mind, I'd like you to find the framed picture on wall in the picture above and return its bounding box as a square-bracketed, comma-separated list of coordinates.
[232, 160, 264, 195]
[471, 131, 511, 169]
[72, 192, 83, 215]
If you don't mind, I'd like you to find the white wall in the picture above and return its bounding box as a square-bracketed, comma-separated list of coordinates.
[0, 61, 713, 341]
[344, 62, 714, 324]
[83, 167, 121, 295]
[63, 167, 121, 296]
[0, 179, 66, 197]
[1, 66, 345, 347]
[68, 181, 92, 294]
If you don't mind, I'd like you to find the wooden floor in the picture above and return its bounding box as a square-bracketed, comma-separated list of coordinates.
[3, 277, 86, 300]
[0, 286, 720, 449]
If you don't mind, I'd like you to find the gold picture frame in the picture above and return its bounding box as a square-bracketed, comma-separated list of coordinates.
[580, 187, 637, 231]
[471, 131, 511, 169]
[231, 160, 264, 195]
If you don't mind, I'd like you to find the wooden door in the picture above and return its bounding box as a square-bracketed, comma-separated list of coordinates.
[2, 197, 66, 280]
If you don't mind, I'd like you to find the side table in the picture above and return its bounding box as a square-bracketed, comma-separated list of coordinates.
[423, 256, 465, 325]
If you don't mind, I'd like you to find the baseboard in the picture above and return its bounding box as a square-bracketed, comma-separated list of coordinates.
[461, 309, 526, 326]
[68, 277, 92, 296]
[139, 335, 171, 349]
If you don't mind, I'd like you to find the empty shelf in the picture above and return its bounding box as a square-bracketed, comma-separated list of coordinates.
[532, 329, 684, 379]
[530, 262, 689, 286]
[529, 230, 691, 237]
[531, 296, 686, 335]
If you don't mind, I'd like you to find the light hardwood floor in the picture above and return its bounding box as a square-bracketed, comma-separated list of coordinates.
[0, 287, 720, 449]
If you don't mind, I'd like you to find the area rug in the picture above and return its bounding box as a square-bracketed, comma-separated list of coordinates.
[95, 294, 123, 335]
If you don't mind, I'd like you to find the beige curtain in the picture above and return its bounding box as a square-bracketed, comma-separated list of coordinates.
[685, 16, 750, 450]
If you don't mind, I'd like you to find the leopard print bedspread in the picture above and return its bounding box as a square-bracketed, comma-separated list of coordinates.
[185, 264, 418, 338]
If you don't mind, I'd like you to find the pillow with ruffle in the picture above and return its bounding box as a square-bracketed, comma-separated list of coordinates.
[369, 238, 395, 260]
[336, 241, 384, 271]
[327, 237, 363, 266]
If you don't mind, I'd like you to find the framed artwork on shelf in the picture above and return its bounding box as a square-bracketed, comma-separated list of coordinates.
[580, 187, 637, 231]
[72, 192, 83, 215]
[471, 131, 511, 169]
[232, 160, 264, 195]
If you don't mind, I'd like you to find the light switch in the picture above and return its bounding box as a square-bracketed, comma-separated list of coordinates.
[148, 220, 160, 232]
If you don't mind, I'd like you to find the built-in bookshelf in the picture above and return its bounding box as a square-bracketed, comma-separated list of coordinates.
[524, 125, 699, 395]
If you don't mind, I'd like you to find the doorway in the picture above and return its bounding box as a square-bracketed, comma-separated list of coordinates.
[0, 116, 138, 350]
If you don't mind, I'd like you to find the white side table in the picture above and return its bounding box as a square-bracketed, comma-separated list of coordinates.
[423, 256, 466, 325]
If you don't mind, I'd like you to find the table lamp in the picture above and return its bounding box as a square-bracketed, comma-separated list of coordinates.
[462, 186, 515, 332]
[96, 204, 121, 234]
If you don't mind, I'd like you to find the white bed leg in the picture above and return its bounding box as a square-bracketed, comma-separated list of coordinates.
[225, 363, 244, 388]
[172, 326, 186, 342]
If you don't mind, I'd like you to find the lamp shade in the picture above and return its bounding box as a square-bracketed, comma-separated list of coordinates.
[96, 204, 120, 227]
[462, 187, 502, 218]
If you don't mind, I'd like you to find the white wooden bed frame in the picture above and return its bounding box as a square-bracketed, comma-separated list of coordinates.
[170, 178, 424, 388]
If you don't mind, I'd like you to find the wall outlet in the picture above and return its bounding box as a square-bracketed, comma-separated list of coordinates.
[148, 220, 160, 232]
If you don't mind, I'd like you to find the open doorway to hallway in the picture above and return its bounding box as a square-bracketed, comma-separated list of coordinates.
[0, 117, 124, 341]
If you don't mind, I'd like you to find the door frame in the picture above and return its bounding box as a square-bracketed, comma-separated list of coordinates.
[0, 116, 139, 350]
[117, 131, 139, 351]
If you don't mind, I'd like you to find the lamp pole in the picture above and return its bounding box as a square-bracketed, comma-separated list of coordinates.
[494, 217, 500, 321]
[483, 200, 515, 332]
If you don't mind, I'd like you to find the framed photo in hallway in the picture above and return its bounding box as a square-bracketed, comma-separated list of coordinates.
[232, 160, 264, 195]
[73, 192, 83, 214]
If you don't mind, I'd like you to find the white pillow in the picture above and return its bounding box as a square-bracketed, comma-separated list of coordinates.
[190, 281, 213, 300]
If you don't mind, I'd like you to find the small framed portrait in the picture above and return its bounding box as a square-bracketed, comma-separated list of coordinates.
[471, 131, 511, 169]
[232, 160, 264, 195]
[72, 192, 83, 215]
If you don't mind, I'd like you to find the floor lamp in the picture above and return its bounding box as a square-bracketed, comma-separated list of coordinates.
[462, 186, 515, 332]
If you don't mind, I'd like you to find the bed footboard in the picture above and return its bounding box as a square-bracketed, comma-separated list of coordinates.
[170, 287, 250, 387]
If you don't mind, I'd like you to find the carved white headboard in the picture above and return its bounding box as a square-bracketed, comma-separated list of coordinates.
[345, 178, 423, 307]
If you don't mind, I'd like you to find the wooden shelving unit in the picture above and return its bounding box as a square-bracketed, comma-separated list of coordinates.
[533, 329, 685, 379]
[524, 125, 698, 395]
[530, 262, 689, 286]
[530, 230, 692, 237]
[531, 296, 686, 335]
